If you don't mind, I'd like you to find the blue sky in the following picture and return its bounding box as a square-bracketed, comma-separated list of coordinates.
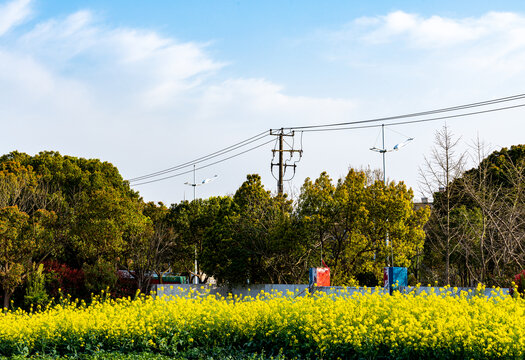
[1, 0, 524, 204]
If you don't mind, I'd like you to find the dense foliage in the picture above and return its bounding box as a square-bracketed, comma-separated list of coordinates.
[0, 151, 151, 307]
[0, 288, 523, 359]
[297, 170, 429, 285]
[0, 144, 522, 309]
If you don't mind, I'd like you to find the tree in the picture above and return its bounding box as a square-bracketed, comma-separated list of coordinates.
[266, 214, 312, 284]
[0, 151, 146, 269]
[419, 125, 467, 285]
[123, 202, 184, 293]
[296, 172, 337, 269]
[420, 136, 525, 287]
[71, 188, 148, 265]
[457, 144, 525, 285]
[169, 197, 226, 283]
[0, 151, 150, 303]
[232, 174, 293, 284]
[0, 159, 46, 215]
[298, 169, 430, 286]
[199, 196, 241, 285]
[200, 175, 305, 285]
[0, 159, 58, 308]
[0, 206, 54, 309]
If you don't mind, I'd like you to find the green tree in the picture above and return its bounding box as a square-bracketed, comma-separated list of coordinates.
[200, 175, 304, 285]
[199, 196, 241, 285]
[169, 198, 226, 282]
[0, 159, 50, 217]
[232, 174, 293, 284]
[83, 260, 118, 295]
[71, 188, 147, 264]
[0, 160, 58, 308]
[123, 201, 187, 293]
[296, 172, 336, 267]
[0, 151, 147, 270]
[0, 151, 150, 303]
[0, 206, 54, 309]
[298, 169, 430, 286]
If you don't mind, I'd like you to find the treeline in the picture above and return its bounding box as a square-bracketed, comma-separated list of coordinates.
[1, 137, 523, 309]
[0, 151, 429, 308]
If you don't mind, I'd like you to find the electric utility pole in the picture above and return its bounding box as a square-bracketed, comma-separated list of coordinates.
[270, 128, 302, 195]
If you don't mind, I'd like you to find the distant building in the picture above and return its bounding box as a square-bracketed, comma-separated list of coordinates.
[413, 197, 433, 211]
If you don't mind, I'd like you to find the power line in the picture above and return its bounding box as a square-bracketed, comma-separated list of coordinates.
[128, 130, 269, 182]
[129, 92, 525, 187]
[277, 93, 525, 131]
[131, 138, 275, 186]
[299, 102, 525, 133]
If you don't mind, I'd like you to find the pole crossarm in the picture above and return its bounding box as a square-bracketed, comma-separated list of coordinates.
[270, 128, 303, 195]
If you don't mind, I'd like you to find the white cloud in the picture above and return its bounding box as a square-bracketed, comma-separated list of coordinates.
[0, 0, 31, 36]
[355, 11, 525, 50]
[303, 10, 525, 201]
[4, 6, 358, 122]
[195, 78, 356, 129]
[360, 11, 482, 47]
[317, 10, 525, 80]
[20, 11, 100, 64]
[19, 10, 224, 107]
[108, 29, 223, 106]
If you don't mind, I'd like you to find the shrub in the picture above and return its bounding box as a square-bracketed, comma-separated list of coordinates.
[44, 261, 86, 299]
[514, 270, 525, 297]
[23, 263, 49, 309]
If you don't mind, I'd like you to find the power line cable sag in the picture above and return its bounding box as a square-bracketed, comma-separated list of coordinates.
[276, 93, 525, 131]
[131, 138, 276, 186]
[299, 103, 525, 133]
[128, 130, 269, 182]
[129, 92, 525, 185]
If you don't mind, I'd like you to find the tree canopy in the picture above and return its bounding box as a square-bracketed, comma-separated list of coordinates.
[7, 143, 522, 307]
[298, 170, 429, 286]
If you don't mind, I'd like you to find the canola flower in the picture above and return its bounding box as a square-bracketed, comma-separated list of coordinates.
[0, 285, 523, 359]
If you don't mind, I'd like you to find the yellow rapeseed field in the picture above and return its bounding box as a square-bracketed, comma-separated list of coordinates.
[0, 284, 523, 359]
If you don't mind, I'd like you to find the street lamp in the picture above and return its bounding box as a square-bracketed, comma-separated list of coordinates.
[184, 165, 219, 284]
[369, 124, 414, 266]
[370, 124, 414, 184]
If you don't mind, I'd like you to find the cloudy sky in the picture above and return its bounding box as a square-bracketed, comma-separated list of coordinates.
[1, 0, 524, 204]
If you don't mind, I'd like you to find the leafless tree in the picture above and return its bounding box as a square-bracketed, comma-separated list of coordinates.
[419, 124, 467, 285]
[460, 142, 525, 285]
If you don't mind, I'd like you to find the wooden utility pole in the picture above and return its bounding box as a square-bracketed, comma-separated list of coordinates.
[270, 128, 302, 195]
